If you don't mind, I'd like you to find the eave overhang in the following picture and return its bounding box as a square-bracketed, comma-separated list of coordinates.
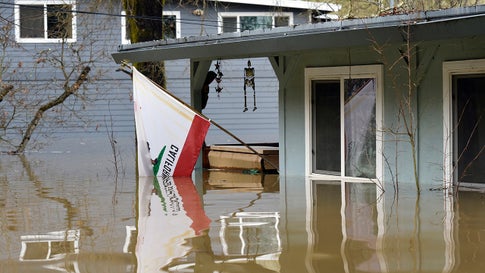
[112, 5, 485, 64]
[206, 0, 341, 12]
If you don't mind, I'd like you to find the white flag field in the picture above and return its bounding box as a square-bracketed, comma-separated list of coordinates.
[133, 68, 210, 177]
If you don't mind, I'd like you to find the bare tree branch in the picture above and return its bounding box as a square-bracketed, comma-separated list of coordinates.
[0, 83, 13, 102]
[14, 66, 91, 154]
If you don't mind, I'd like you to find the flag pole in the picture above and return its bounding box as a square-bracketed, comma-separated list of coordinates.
[136, 69, 280, 173]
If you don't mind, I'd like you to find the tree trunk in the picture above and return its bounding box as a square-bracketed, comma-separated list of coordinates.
[122, 0, 166, 87]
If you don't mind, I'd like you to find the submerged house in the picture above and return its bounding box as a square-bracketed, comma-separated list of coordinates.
[113, 5, 485, 189]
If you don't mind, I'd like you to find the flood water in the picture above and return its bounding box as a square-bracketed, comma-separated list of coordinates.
[1, 148, 485, 273]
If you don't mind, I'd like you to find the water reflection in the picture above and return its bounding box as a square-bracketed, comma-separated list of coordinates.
[136, 176, 211, 272]
[19, 230, 80, 261]
[136, 175, 280, 272]
[1, 154, 485, 272]
[280, 178, 485, 273]
[0, 153, 136, 272]
[453, 190, 485, 272]
[304, 181, 383, 273]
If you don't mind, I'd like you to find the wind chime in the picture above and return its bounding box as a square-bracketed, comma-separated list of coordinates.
[243, 60, 256, 112]
[214, 60, 223, 97]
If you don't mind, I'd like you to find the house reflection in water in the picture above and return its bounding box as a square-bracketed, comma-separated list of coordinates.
[10, 172, 485, 272]
[18, 230, 81, 272]
[282, 177, 485, 273]
[19, 230, 80, 262]
[300, 182, 378, 272]
[303, 181, 384, 273]
[133, 173, 485, 273]
[135, 175, 281, 273]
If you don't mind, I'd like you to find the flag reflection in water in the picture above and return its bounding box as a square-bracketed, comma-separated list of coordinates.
[135, 176, 210, 272]
[135, 176, 281, 273]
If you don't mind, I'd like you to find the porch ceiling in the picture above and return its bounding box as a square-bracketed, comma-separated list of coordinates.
[112, 5, 485, 64]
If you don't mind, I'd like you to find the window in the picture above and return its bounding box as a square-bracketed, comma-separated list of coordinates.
[161, 12, 179, 39]
[15, 0, 76, 43]
[218, 12, 293, 33]
[443, 60, 485, 186]
[121, 10, 180, 44]
[305, 65, 383, 182]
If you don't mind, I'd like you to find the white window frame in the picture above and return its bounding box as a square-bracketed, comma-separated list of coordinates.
[121, 10, 181, 44]
[304, 65, 384, 184]
[14, 0, 77, 43]
[121, 10, 129, 44]
[217, 12, 293, 33]
[442, 59, 485, 191]
[163, 11, 181, 39]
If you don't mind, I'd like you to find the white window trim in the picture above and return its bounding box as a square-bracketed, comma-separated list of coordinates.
[304, 65, 384, 184]
[217, 12, 293, 33]
[163, 11, 181, 39]
[14, 0, 77, 43]
[442, 59, 485, 191]
[121, 10, 129, 44]
[121, 10, 181, 44]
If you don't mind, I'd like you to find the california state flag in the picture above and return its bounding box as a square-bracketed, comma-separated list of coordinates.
[133, 68, 210, 177]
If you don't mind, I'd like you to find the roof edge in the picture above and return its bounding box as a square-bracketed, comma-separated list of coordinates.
[112, 5, 485, 63]
[117, 5, 485, 53]
[206, 0, 341, 12]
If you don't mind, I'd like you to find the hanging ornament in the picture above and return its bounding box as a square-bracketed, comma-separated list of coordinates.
[243, 60, 256, 112]
[214, 60, 224, 97]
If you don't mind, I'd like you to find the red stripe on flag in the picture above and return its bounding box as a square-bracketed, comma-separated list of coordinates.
[173, 115, 210, 176]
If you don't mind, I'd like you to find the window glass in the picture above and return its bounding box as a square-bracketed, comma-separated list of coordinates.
[453, 74, 485, 183]
[162, 15, 177, 39]
[240, 16, 272, 31]
[17, 2, 75, 42]
[47, 5, 73, 39]
[312, 80, 341, 175]
[220, 13, 291, 33]
[19, 5, 44, 38]
[122, 11, 180, 44]
[275, 16, 289, 27]
[344, 79, 376, 178]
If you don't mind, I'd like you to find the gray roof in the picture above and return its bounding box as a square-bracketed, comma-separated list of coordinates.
[206, 0, 340, 12]
[112, 5, 485, 63]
